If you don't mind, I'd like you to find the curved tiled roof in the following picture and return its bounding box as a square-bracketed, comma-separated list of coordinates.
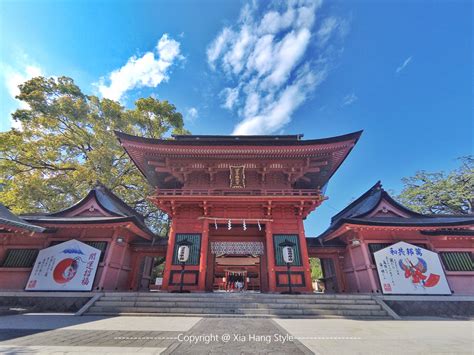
[318, 181, 474, 240]
[116, 130, 363, 190]
[116, 131, 363, 146]
[330, 181, 423, 225]
[22, 184, 154, 238]
[0, 204, 46, 233]
[343, 216, 474, 227]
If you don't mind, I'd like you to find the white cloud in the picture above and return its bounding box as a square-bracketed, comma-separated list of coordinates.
[1, 62, 44, 129]
[207, 0, 347, 135]
[234, 63, 326, 135]
[3, 64, 43, 109]
[396, 56, 412, 74]
[223, 26, 253, 75]
[207, 28, 234, 70]
[96, 34, 183, 102]
[316, 17, 337, 47]
[185, 107, 198, 122]
[221, 87, 240, 110]
[316, 16, 349, 47]
[263, 28, 311, 89]
[342, 92, 358, 106]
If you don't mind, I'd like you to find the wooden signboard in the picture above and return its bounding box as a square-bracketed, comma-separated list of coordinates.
[230, 165, 245, 188]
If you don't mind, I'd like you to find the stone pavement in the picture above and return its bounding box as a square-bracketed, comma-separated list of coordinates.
[0, 314, 472, 354]
[161, 318, 311, 354]
[274, 318, 473, 354]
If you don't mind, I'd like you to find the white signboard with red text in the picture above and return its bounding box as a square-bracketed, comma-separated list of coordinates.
[374, 241, 451, 295]
[25, 239, 101, 291]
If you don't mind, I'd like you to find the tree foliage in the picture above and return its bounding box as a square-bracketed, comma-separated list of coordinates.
[0, 76, 189, 234]
[310, 258, 323, 280]
[397, 156, 473, 215]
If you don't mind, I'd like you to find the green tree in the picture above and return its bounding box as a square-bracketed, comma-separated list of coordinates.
[397, 156, 473, 215]
[310, 258, 323, 280]
[0, 76, 189, 234]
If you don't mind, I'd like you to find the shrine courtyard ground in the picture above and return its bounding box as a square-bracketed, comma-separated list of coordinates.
[0, 314, 471, 354]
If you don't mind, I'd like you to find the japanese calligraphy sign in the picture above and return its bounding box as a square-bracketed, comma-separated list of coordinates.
[374, 241, 451, 295]
[25, 239, 101, 291]
[229, 165, 245, 188]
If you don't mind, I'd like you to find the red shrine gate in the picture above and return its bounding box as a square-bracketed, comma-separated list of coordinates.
[117, 132, 362, 293]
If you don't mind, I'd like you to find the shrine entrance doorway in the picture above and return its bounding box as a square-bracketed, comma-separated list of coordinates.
[206, 226, 268, 292]
[213, 255, 261, 292]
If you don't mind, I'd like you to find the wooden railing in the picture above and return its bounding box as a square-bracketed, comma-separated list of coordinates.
[155, 188, 321, 197]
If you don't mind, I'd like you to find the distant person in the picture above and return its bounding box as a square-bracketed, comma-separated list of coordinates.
[236, 280, 243, 292]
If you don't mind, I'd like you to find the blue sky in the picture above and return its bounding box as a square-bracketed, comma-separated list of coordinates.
[0, 0, 472, 235]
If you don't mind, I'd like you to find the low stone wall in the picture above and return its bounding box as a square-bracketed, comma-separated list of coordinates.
[0, 291, 95, 313]
[381, 295, 474, 319]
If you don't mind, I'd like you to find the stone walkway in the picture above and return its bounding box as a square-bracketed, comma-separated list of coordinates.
[161, 318, 311, 354]
[274, 318, 473, 355]
[0, 314, 472, 354]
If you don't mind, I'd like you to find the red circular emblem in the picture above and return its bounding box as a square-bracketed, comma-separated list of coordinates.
[53, 258, 78, 284]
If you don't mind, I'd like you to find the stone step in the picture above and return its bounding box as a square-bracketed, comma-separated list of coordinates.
[102, 292, 374, 300]
[94, 300, 381, 310]
[86, 312, 354, 319]
[103, 293, 372, 301]
[98, 296, 378, 305]
[85, 311, 392, 320]
[88, 306, 388, 317]
[86, 292, 393, 319]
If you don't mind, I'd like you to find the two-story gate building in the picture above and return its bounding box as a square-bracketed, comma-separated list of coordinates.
[117, 131, 362, 292]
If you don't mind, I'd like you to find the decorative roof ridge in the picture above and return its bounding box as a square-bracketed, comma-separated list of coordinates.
[317, 213, 474, 241]
[358, 189, 426, 219]
[340, 216, 474, 226]
[93, 182, 147, 223]
[31, 183, 155, 237]
[172, 134, 304, 141]
[22, 215, 133, 220]
[330, 181, 383, 224]
[46, 189, 103, 217]
[115, 130, 363, 147]
[46, 182, 139, 219]
[330, 181, 426, 225]
[348, 215, 474, 221]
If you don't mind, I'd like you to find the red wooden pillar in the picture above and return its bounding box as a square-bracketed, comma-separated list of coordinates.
[265, 222, 277, 292]
[297, 217, 313, 292]
[161, 219, 176, 291]
[358, 234, 378, 292]
[114, 233, 129, 290]
[259, 249, 269, 292]
[205, 249, 215, 291]
[97, 228, 119, 290]
[347, 243, 361, 292]
[128, 253, 141, 291]
[198, 220, 209, 291]
[334, 253, 347, 293]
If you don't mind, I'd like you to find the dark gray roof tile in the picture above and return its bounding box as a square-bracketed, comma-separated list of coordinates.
[23, 184, 155, 238]
[317, 181, 474, 240]
[0, 204, 46, 233]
